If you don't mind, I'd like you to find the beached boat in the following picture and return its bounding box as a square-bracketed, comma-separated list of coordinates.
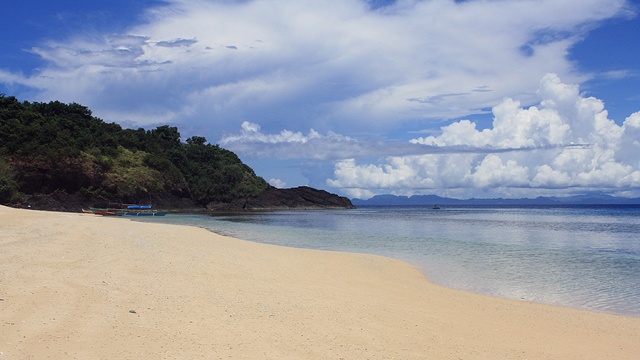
[93, 210, 118, 216]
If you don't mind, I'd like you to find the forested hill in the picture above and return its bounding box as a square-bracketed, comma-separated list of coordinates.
[0, 95, 353, 211]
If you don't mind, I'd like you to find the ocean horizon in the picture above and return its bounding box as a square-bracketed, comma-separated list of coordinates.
[133, 204, 640, 317]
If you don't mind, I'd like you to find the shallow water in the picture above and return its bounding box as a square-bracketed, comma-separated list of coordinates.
[133, 205, 640, 316]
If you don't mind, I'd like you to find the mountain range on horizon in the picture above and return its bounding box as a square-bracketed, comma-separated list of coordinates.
[351, 193, 640, 206]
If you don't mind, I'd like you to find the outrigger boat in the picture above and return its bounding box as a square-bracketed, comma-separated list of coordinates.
[85, 203, 166, 216]
[122, 212, 166, 216]
[94, 210, 119, 216]
[121, 204, 166, 216]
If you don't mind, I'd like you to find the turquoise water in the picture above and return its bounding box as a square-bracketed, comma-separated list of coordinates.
[133, 205, 640, 317]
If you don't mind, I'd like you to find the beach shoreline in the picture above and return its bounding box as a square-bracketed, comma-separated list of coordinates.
[1, 205, 639, 359]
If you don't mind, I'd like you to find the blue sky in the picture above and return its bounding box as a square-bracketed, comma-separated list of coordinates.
[1, 0, 640, 199]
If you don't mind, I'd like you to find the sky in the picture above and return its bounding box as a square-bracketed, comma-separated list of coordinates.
[1, 0, 639, 199]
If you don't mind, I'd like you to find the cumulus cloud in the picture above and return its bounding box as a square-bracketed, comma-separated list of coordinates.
[0, 0, 632, 134]
[220, 121, 369, 160]
[328, 74, 640, 198]
[220, 121, 522, 161]
[268, 178, 287, 188]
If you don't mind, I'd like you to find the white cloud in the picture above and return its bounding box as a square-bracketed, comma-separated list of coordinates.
[471, 155, 530, 188]
[219, 120, 519, 161]
[0, 0, 632, 134]
[222, 73, 640, 198]
[328, 74, 640, 199]
[224, 121, 326, 144]
[268, 178, 287, 188]
[220, 121, 367, 160]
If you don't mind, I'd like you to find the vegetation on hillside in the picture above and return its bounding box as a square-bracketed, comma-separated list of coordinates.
[0, 94, 269, 205]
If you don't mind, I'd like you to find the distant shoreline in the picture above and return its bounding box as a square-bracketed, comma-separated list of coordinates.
[354, 203, 640, 208]
[352, 194, 640, 207]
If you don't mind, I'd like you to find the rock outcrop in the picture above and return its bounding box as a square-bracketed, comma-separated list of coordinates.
[206, 186, 356, 211]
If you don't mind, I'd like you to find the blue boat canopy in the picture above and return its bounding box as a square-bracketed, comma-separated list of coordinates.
[127, 205, 152, 209]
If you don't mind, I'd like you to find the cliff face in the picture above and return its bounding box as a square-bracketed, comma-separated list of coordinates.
[206, 186, 356, 211]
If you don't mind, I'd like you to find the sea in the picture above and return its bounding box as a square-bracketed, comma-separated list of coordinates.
[131, 205, 640, 317]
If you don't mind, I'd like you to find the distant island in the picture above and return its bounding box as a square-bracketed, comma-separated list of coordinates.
[0, 95, 354, 212]
[352, 193, 640, 206]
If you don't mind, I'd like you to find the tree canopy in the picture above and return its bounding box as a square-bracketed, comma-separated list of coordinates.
[0, 94, 269, 205]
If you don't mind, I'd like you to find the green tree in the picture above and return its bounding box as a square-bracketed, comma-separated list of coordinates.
[0, 95, 270, 206]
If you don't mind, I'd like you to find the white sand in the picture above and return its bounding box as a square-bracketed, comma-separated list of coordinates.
[1, 205, 638, 359]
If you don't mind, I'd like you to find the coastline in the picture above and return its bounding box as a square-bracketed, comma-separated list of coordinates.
[1, 206, 639, 359]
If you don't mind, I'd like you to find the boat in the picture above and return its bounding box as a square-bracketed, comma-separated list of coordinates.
[126, 205, 152, 210]
[121, 204, 165, 216]
[85, 203, 165, 216]
[122, 210, 166, 216]
[93, 210, 118, 216]
[432, 204, 441, 209]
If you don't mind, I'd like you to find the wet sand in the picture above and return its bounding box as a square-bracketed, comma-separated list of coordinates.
[1, 205, 638, 359]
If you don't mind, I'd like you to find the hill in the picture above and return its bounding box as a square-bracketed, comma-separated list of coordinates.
[0, 95, 353, 211]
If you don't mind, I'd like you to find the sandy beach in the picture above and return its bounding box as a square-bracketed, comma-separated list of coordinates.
[1, 205, 638, 359]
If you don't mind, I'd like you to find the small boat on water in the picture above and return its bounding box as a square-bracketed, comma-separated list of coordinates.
[122, 210, 166, 216]
[432, 204, 441, 209]
[126, 205, 152, 210]
[121, 204, 165, 216]
[85, 204, 166, 216]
